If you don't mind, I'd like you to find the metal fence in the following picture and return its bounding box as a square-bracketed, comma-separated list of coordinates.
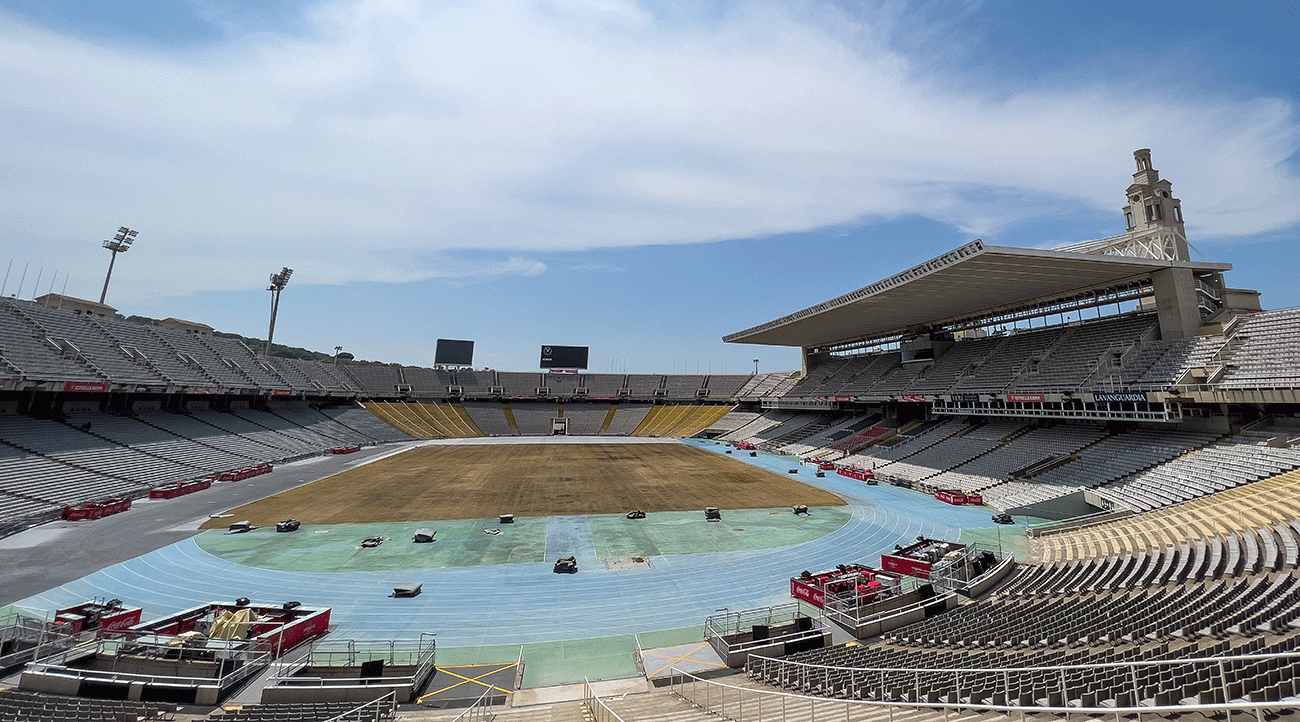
[665, 652, 1300, 722]
[584, 678, 628, 722]
[672, 662, 1300, 722]
[322, 691, 398, 722]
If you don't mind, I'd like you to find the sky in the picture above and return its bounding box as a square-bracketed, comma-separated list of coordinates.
[0, 0, 1297, 374]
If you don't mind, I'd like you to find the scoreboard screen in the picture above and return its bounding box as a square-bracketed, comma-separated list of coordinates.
[434, 339, 475, 366]
[540, 345, 588, 369]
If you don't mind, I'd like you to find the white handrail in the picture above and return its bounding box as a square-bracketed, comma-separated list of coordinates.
[583, 678, 629, 722]
[671, 660, 1300, 722]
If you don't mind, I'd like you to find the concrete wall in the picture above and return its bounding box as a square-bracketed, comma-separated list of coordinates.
[1007, 490, 1099, 520]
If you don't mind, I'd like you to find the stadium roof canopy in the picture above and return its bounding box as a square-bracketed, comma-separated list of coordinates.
[723, 240, 1231, 350]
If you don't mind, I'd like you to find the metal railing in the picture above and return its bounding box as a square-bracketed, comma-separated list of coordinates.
[268, 633, 436, 688]
[323, 691, 397, 722]
[451, 684, 499, 722]
[672, 655, 1300, 722]
[584, 678, 629, 722]
[729, 651, 1300, 720]
[26, 631, 276, 691]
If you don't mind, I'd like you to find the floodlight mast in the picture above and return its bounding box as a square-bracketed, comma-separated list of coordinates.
[99, 226, 138, 304]
[264, 267, 293, 356]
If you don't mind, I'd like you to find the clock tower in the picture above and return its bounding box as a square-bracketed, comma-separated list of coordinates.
[1121, 149, 1189, 261]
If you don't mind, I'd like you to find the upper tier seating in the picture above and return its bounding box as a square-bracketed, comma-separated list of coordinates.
[89, 315, 214, 385]
[542, 373, 581, 396]
[1116, 334, 1225, 390]
[950, 327, 1066, 394]
[11, 301, 168, 384]
[454, 369, 494, 395]
[1220, 308, 1300, 389]
[344, 362, 404, 395]
[625, 374, 663, 397]
[498, 372, 541, 395]
[663, 374, 705, 397]
[905, 336, 1002, 395]
[0, 299, 102, 381]
[582, 374, 625, 397]
[703, 374, 751, 398]
[835, 353, 902, 395]
[1012, 313, 1156, 392]
[206, 336, 288, 389]
[784, 358, 852, 397]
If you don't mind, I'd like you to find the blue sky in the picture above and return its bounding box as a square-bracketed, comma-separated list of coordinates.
[0, 0, 1297, 374]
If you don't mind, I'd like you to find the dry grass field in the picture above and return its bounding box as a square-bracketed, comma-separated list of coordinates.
[201, 443, 845, 527]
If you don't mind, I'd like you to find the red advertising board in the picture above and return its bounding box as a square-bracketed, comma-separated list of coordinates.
[1006, 393, 1045, 403]
[933, 489, 983, 506]
[271, 389, 293, 396]
[790, 578, 826, 607]
[900, 394, 926, 402]
[55, 601, 143, 638]
[880, 554, 932, 579]
[837, 466, 875, 481]
[63, 380, 109, 393]
[835, 395, 852, 402]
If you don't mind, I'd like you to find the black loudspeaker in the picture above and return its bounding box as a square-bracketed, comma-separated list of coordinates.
[795, 616, 814, 632]
[752, 624, 770, 641]
[360, 659, 384, 678]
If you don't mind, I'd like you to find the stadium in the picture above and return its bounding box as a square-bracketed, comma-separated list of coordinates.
[2, 149, 1299, 722]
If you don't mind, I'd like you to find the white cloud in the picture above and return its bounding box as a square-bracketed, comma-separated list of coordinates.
[0, 0, 1297, 303]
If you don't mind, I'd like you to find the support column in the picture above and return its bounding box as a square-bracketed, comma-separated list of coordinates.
[1151, 267, 1201, 340]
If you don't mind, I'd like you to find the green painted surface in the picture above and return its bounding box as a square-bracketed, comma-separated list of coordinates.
[958, 515, 1051, 563]
[435, 644, 524, 666]
[434, 626, 705, 688]
[194, 507, 850, 573]
[520, 635, 640, 687]
[591, 506, 851, 558]
[0, 604, 44, 621]
[634, 626, 705, 650]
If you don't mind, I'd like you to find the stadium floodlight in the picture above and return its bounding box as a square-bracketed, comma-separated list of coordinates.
[99, 226, 138, 304]
[753, 359, 759, 375]
[264, 267, 293, 356]
[334, 345, 343, 365]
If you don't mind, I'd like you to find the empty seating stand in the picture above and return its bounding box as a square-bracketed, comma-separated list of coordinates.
[0, 689, 176, 722]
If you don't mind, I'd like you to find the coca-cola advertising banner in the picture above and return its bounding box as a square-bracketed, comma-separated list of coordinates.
[790, 578, 827, 608]
[880, 554, 932, 579]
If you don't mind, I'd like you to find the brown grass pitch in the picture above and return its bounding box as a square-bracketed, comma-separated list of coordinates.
[201, 443, 845, 527]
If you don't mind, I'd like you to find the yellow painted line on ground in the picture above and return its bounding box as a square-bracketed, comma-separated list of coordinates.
[417, 663, 517, 703]
[645, 641, 727, 678]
